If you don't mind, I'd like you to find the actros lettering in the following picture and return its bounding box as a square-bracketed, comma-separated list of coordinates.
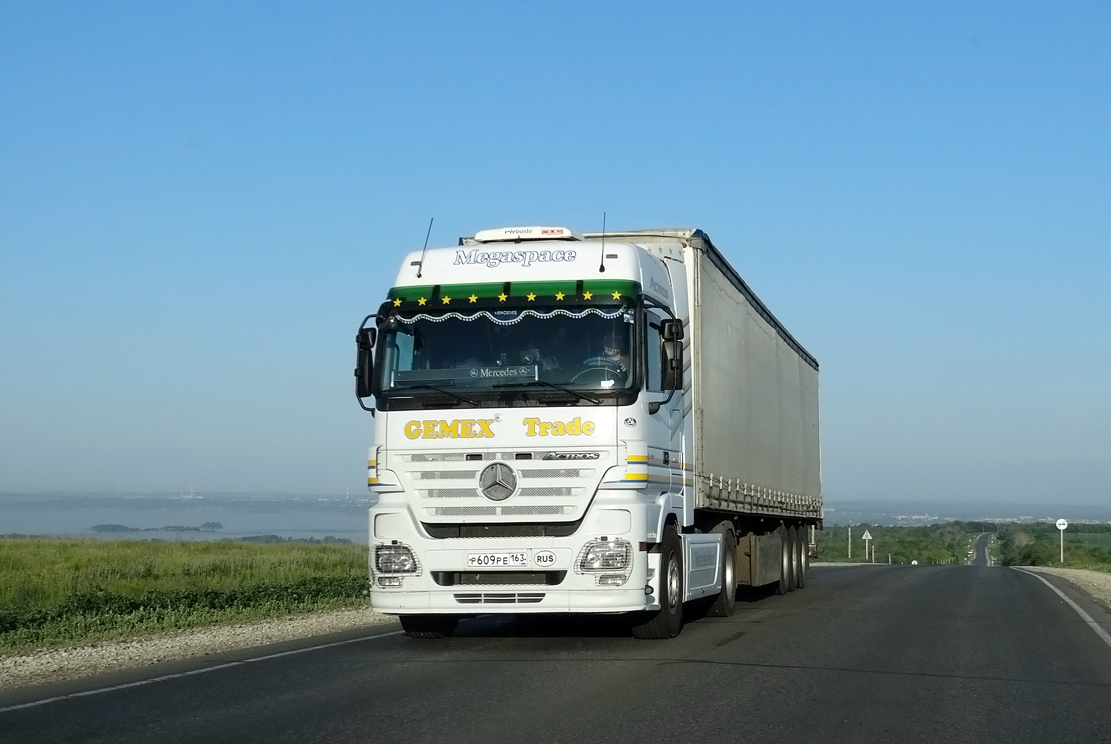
[404, 419, 496, 439]
[454, 248, 578, 269]
[523, 417, 596, 437]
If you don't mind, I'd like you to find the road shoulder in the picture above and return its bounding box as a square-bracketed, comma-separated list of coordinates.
[0, 607, 395, 692]
[1022, 566, 1111, 613]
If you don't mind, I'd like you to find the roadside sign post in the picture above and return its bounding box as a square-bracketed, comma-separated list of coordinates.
[1056, 519, 1068, 564]
[861, 530, 873, 564]
[848, 526, 852, 560]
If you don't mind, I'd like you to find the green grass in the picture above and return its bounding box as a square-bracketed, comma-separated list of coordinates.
[0, 538, 369, 655]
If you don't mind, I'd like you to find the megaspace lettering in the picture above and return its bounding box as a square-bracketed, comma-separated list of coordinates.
[404, 419, 496, 439]
[523, 417, 595, 437]
[454, 248, 578, 269]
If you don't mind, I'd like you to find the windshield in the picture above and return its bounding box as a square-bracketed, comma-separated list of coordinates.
[377, 306, 636, 396]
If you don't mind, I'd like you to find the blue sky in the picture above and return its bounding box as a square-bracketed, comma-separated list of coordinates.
[1, 2, 1108, 503]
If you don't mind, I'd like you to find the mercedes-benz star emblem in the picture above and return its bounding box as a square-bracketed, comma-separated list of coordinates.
[479, 462, 517, 501]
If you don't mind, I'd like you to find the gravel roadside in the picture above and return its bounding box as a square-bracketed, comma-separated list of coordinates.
[0, 607, 396, 692]
[1023, 566, 1111, 612]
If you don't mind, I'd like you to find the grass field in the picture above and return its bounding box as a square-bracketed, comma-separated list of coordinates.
[0, 538, 369, 655]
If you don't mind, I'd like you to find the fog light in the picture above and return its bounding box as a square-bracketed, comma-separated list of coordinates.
[375, 543, 421, 575]
[597, 574, 628, 587]
[378, 576, 403, 587]
[577, 538, 632, 572]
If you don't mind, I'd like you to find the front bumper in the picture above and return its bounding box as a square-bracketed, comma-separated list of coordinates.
[368, 499, 661, 615]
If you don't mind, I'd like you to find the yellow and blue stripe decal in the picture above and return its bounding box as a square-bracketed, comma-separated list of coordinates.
[368, 459, 378, 485]
[624, 454, 649, 483]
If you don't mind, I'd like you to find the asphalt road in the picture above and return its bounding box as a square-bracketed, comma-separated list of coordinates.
[971, 531, 992, 566]
[3, 565, 1111, 744]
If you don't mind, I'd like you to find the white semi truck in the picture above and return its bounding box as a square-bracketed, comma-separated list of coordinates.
[355, 226, 821, 639]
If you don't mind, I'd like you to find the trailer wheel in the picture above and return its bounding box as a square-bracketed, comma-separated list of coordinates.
[631, 526, 684, 639]
[707, 528, 736, 617]
[787, 526, 801, 591]
[794, 525, 806, 589]
[774, 525, 791, 595]
[400, 614, 458, 639]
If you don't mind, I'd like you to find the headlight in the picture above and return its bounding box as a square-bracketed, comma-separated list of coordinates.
[577, 538, 632, 572]
[375, 543, 421, 575]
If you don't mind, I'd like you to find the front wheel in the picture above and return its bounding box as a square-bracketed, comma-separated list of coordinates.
[631, 526, 684, 639]
[400, 614, 459, 639]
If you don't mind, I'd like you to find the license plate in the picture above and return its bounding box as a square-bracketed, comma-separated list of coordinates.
[466, 551, 527, 568]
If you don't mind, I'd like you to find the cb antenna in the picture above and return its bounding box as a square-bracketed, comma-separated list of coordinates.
[415, 217, 434, 278]
[597, 211, 607, 273]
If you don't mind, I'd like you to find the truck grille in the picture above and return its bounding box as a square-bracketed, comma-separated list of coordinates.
[422, 487, 581, 499]
[453, 593, 546, 605]
[433, 571, 565, 586]
[432, 505, 572, 517]
[519, 468, 594, 478]
[412, 470, 478, 480]
[433, 506, 497, 517]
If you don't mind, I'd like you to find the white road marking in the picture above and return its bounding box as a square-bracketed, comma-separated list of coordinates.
[0, 628, 405, 714]
[1015, 568, 1111, 651]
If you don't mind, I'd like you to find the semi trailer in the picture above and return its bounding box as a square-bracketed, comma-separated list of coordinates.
[355, 226, 821, 639]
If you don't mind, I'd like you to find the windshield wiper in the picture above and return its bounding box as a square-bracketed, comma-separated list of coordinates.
[396, 384, 480, 407]
[495, 380, 602, 405]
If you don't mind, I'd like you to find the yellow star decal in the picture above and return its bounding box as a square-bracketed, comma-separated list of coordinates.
[526, 292, 536, 301]
[417, 297, 427, 306]
[497, 293, 508, 302]
[468, 294, 478, 303]
[611, 291, 622, 300]
[441, 296, 451, 305]
[582, 291, 593, 300]
[554, 291, 565, 300]
[392, 298, 402, 307]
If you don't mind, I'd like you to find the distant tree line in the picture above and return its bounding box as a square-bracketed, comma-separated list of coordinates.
[995, 522, 1111, 568]
[816, 521, 1111, 570]
[91, 522, 223, 533]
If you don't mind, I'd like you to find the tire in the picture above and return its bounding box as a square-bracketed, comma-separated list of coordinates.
[400, 614, 458, 639]
[774, 525, 792, 595]
[707, 528, 737, 617]
[787, 526, 800, 591]
[791, 528, 808, 590]
[631, 526, 684, 639]
[795, 525, 807, 589]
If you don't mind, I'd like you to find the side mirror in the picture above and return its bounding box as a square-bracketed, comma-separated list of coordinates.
[355, 325, 376, 400]
[660, 319, 684, 341]
[661, 338, 682, 391]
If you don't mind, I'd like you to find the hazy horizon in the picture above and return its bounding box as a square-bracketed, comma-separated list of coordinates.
[2, 3, 1108, 504]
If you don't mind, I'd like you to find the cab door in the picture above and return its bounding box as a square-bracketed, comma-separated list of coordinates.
[643, 309, 681, 496]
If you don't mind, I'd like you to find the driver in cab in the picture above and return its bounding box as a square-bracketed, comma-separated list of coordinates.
[578, 334, 630, 386]
[602, 337, 630, 377]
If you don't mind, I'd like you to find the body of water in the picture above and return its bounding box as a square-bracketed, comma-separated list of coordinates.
[0, 493, 371, 543]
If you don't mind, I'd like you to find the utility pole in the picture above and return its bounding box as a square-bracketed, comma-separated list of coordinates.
[848, 526, 852, 559]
